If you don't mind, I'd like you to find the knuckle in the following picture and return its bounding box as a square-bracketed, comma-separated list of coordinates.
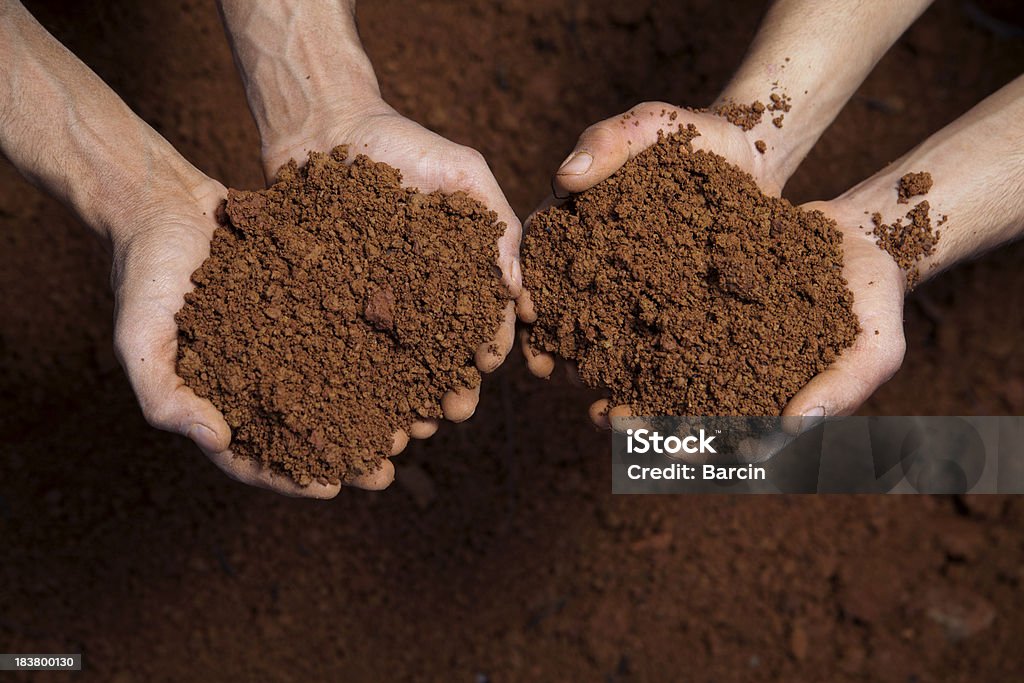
[140, 397, 178, 432]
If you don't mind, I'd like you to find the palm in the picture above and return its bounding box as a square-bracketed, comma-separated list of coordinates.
[112, 181, 381, 498]
[522, 103, 907, 424]
[781, 202, 907, 418]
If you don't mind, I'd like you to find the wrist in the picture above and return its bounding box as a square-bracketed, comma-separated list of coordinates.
[259, 93, 395, 177]
[98, 142, 223, 247]
[709, 90, 809, 193]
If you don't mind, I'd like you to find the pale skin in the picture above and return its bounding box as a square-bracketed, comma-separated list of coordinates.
[0, 0, 522, 498]
[3, 0, 1022, 496]
[521, 0, 1024, 428]
[217, 0, 526, 492]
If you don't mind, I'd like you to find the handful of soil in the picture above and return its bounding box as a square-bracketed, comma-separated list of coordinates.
[522, 127, 859, 416]
[176, 147, 508, 485]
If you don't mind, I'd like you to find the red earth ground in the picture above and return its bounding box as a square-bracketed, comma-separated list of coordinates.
[2, 0, 1023, 681]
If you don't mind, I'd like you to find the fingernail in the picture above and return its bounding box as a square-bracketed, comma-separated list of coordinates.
[557, 151, 593, 176]
[187, 423, 220, 452]
[798, 407, 826, 435]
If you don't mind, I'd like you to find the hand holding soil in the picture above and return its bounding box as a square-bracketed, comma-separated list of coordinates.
[519, 104, 795, 424]
[219, 0, 524, 445]
[111, 179, 363, 498]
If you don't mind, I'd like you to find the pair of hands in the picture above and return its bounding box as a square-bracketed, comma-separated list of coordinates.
[114, 100, 524, 498]
[114, 98, 905, 499]
[519, 103, 908, 433]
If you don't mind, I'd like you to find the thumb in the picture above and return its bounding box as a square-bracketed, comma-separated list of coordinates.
[114, 285, 231, 455]
[781, 323, 906, 433]
[554, 101, 680, 196]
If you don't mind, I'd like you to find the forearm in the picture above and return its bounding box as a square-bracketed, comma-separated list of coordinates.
[837, 75, 1024, 281]
[217, 0, 385, 162]
[716, 0, 933, 188]
[0, 1, 203, 241]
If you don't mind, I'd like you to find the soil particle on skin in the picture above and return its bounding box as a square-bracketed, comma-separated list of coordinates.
[522, 126, 859, 416]
[897, 171, 934, 204]
[716, 90, 792, 131]
[713, 99, 765, 130]
[768, 93, 792, 129]
[871, 199, 942, 289]
[754, 140, 767, 154]
[175, 146, 508, 485]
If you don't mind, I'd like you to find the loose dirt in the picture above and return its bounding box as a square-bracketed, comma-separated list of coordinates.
[523, 126, 859, 415]
[870, 172, 941, 288]
[175, 147, 508, 485]
[898, 171, 934, 203]
[4, 1, 1024, 681]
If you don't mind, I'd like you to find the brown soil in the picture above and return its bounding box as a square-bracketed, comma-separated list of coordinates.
[715, 91, 792, 131]
[713, 98, 766, 130]
[898, 170, 935, 203]
[523, 128, 858, 415]
[176, 148, 507, 485]
[3, 1, 1024, 681]
[871, 198, 942, 288]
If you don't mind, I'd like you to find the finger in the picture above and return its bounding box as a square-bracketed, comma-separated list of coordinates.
[588, 401, 633, 430]
[390, 430, 410, 457]
[608, 404, 633, 422]
[554, 101, 680, 196]
[409, 418, 440, 440]
[475, 301, 516, 373]
[589, 399, 612, 429]
[456, 153, 523, 298]
[441, 384, 480, 423]
[782, 321, 906, 433]
[520, 330, 555, 378]
[114, 294, 232, 456]
[206, 450, 342, 499]
[516, 288, 538, 324]
[346, 459, 396, 491]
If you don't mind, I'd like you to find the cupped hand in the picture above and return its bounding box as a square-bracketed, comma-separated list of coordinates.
[519, 102, 781, 425]
[261, 101, 522, 449]
[780, 199, 907, 427]
[111, 173, 394, 497]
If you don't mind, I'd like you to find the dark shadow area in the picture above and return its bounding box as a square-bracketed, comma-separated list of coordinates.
[2, 0, 1023, 680]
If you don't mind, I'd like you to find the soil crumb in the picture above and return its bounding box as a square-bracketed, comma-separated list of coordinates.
[870, 200, 942, 288]
[755, 140, 767, 154]
[522, 127, 859, 416]
[897, 171, 933, 204]
[176, 147, 508, 485]
[713, 99, 765, 130]
[715, 91, 792, 130]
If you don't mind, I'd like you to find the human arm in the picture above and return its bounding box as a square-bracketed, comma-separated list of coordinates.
[0, 0, 379, 496]
[216, 0, 522, 434]
[521, 0, 937, 423]
[783, 74, 1024, 421]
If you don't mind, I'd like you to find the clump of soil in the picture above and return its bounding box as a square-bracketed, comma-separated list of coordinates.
[713, 99, 765, 130]
[522, 126, 859, 416]
[768, 92, 792, 128]
[714, 90, 793, 131]
[897, 171, 934, 203]
[871, 200, 943, 289]
[176, 147, 508, 485]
